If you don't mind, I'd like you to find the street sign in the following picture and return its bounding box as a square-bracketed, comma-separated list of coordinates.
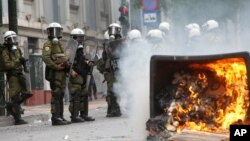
[143, 10, 160, 27]
[142, 0, 158, 11]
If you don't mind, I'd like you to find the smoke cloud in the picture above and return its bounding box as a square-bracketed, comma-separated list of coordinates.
[114, 0, 250, 140]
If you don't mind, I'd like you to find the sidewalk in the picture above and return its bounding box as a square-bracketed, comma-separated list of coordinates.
[0, 97, 106, 127]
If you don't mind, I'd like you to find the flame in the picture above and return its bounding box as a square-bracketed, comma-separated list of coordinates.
[171, 58, 249, 132]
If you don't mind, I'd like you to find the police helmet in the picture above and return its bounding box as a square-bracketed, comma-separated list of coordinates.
[159, 22, 170, 33]
[47, 22, 63, 39]
[147, 29, 164, 43]
[108, 23, 122, 39]
[3, 31, 18, 45]
[128, 29, 141, 40]
[185, 23, 201, 38]
[202, 20, 219, 31]
[70, 28, 85, 45]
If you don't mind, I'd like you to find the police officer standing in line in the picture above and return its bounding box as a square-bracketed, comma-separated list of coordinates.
[97, 23, 123, 117]
[42, 22, 71, 125]
[2, 31, 33, 125]
[69, 28, 94, 122]
[127, 29, 142, 45]
[146, 29, 165, 50]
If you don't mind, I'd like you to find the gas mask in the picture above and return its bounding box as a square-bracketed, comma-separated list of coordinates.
[5, 35, 18, 51]
[108, 26, 121, 40]
[109, 35, 115, 40]
[72, 35, 84, 49]
[52, 37, 59, 44]
[47, 27, 63, 44]
[11, 45, 17, 51]
[78, 44, 83, 49]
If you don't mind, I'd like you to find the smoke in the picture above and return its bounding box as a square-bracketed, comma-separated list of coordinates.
[114, 40, 156, 140]
[113, 0, 250, 140]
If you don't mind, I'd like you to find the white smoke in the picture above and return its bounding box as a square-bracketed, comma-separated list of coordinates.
[113, 1, 250, 140]
[113, 39, 170, 139]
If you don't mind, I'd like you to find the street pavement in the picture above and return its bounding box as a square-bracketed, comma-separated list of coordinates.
[0, 97, 146, 141]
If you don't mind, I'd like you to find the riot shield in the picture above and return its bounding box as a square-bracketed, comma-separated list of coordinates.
[83, 39, 99, 92]
[64, 38, 78, 68]
[23, 41, 31, 92]
[84, 39, 99, 62]
[64, 38, 78, 89]
[107, 38, 127, 60]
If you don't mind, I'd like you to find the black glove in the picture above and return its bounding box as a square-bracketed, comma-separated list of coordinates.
[20, 57, 29, 73]
[19, 57, 26, 65]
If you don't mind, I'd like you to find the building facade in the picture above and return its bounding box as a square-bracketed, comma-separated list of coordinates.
[0, 0, 120, 106]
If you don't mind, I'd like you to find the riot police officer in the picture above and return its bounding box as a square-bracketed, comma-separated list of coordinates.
[185, 23, 201, 48]
[159, 22, 170, 37]
[201, 20, 221, 43]
[69, 28, 95, 122]
[127, 29, 144, 51]
[127, 29, 142, 44]
[2, 31, 33, 125]
[202, 20, 219, 33]
[42, 22, 70, 125]
[97, 23, 124, 117]
[146, 29, 166, 51]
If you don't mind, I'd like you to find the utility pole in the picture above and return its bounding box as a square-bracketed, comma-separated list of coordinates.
[0, 0, 18, 116]
[8, 0, 18, 33]
[0, 0, 2, 39]
[0, 0, 5, 116]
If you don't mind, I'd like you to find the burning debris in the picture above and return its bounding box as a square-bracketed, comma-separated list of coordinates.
[147, 58, 249, 140]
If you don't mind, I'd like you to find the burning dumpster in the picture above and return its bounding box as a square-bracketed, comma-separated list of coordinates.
[147, 52, 250, 141]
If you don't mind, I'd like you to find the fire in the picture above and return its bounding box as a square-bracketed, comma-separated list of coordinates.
[209, 58, 248, 129]
[172, 58, 249, 132]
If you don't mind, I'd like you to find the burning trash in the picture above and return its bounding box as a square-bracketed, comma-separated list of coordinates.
[147, 54, 250, 140]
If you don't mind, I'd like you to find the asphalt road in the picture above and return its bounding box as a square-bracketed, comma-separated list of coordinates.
[0, 99, 146, 141]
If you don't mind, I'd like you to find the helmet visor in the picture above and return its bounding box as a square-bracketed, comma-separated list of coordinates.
[6, 35, 18, 45]
[108, 26, 121, 36]
[72, 35, 85, 44]
[47, 27, 63, 38]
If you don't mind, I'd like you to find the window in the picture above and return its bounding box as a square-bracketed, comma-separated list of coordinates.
[28, 37, 39, 54]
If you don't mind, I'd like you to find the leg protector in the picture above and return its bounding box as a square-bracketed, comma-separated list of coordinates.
[51, 100, 67, 126]
[70, 92, 84, 123]
[59, 97, 71, 124]
[106, 95, 112, 116]
[106, 95, 121, 117]
[80, 95, 95, 121]
[12, 104, 28, 125]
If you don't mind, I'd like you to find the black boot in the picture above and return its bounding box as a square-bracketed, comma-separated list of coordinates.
[106, 96, 112, 117]
[51, 102, 68, 126]
[80, 96, 95, 121]
[51, 114, 67, 126]
[14, 116, 28, 125]
[70, 100, 85, 123]
[5, 102, 14, 116]
[80, 111, 95, 121]
[59, 98, 71, 124]
[112, 104, 122, 117]
[106, 96, 121, 117]
[13, 104, 28, 125]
